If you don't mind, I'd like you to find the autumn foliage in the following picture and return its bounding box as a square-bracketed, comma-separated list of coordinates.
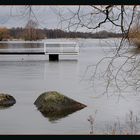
[0, 27, 9, 41]
[128, 25, 140, 48]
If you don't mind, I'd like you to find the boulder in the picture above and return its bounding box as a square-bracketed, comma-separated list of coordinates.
[34, 91, 86, 121]
[0, 93, 16, 107]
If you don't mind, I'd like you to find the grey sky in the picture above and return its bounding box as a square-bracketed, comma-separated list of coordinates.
[0, 6, 83, 29]
[0, 6, 137, 33]
[0, 6, 59, 28]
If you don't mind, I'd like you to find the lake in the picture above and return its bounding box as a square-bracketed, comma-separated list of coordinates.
[0, 38, 140, 134]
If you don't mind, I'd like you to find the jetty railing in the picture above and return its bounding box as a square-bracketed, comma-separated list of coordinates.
[0, 41, 79, 61]
[44, 42, 79, 55]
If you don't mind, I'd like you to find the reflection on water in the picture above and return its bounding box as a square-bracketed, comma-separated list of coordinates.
[0, 39, 139, 134]
[0, 43, 43, 49]
[0, 43, 8, 48]
[41, 108, 83, 122]
[0, 106, 13, 110]
[0, 42, 44, 53]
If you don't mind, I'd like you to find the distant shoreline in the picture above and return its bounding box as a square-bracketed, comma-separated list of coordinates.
[1, 37, 122, 42]
[0, 27, 123, 41]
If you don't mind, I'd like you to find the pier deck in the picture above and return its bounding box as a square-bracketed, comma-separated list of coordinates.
[0, 41, 79, 61]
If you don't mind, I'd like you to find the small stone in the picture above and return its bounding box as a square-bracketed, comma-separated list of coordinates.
[0, 93, 16, 107]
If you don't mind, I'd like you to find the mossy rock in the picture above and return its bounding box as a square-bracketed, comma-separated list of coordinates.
[34, 91, 87, 121]
[0, 93, 16, 107]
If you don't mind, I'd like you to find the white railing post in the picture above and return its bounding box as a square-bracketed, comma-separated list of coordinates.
[74, 43, 76, 52]
[44, 42, 46, 54]
[60, 44, 63, 53]
[75, 43, 79, 54]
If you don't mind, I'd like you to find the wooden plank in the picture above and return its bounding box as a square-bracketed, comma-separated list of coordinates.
[46, 52, 79, 55]
[0, 52, 45, 55]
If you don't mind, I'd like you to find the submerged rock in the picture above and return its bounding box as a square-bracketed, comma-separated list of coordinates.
[0, 93, 16, 107]
[34, 91, 87, 121]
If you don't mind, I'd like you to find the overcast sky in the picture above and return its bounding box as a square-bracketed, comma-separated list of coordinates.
[0, 6, 83, 28]
[0, 6, 60, 28]
[0, 6, 137, 33]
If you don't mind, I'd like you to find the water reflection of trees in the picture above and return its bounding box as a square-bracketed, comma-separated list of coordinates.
[40, 108, 81, 123]
[0, 43, 8, 49]
[22, 43, 43, 48]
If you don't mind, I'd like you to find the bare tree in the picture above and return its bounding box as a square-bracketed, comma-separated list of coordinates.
[21, 6, 43, 41]
[23, 19, 39, 40]
[1, 5, 140, 95]
[57, 5, 140, 96]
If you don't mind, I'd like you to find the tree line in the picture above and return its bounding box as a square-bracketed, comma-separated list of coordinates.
[0, 27, 123, 41]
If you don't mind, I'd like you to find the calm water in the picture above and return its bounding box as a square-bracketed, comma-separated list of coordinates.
[0, 38, 140, 134]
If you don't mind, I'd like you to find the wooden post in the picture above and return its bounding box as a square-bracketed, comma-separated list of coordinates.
[49, 54, 59, 61]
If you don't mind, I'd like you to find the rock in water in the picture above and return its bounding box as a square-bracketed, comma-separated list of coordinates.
[0, 93, 16, 107]
[34, 91, 87, 121]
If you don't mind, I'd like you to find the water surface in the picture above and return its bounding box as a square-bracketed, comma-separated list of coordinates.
[0, 39, 140, 134]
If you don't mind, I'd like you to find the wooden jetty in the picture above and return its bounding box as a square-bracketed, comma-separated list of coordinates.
[0, 41, 79, 61]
